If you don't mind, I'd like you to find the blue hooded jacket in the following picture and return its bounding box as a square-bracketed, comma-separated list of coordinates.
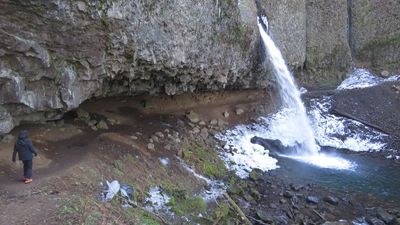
[12, 130, 37, 161]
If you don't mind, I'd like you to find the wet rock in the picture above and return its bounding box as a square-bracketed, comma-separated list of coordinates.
[235, 108, 244, 115]
[376, 208, 396, 224]
[186, 111, 200, 123]
[223, 111, 230, 118]
[323, 196, 339, 205]
[147, 143, 155, 151]
[256, 210, 274, 224]
[366, 217, 386, 225]
[306, 196, 319, 204]
[283, 191, 294, 199]
[381, 70, 390, 78]
[96, 120, 108, 130]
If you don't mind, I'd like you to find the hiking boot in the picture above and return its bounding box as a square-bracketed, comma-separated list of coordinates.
[24, 179, 33, 184]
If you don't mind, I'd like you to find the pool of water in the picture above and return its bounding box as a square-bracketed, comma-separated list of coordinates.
[275, 149, 400, 204]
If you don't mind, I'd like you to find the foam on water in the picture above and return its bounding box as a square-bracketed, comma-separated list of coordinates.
[280, 153, 357, 170]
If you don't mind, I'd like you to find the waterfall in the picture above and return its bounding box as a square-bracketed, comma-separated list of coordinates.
[257, 17, 319, 154]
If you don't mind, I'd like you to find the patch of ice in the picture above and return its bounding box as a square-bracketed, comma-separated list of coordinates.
[145, 187, 171, 212]
[309, 96, 387, 151]
[216, 124, 279, 178]
[178, 158, 226, 201]
[159, 157, 170, 167]
[337, 68, 400, 90]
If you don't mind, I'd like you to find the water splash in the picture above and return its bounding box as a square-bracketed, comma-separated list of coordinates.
[258, 17, 318, 154]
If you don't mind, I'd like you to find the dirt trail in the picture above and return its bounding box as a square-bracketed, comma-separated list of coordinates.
[0, 90, 271, 225]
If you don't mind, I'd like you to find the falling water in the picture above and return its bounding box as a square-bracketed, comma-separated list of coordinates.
[257, 17, 319, 154]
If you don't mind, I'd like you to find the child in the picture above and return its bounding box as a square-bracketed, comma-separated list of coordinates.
[12, 130, 37, 184]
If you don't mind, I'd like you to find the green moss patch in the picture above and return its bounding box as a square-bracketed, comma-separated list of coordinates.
[182, 142, 227, 179]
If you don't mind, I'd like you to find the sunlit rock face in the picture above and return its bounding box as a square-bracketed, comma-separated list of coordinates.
[0, 0, 268, 134]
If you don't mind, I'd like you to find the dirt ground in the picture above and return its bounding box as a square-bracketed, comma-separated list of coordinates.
[0, 90, 273, 225]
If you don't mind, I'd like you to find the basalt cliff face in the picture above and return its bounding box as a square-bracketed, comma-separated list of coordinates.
[0, 0, 399, 134]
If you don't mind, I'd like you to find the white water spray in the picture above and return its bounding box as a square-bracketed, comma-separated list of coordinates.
[257, 18, 318, 154]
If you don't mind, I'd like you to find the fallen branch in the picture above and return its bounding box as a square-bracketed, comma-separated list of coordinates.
[223, 193, 253, 225]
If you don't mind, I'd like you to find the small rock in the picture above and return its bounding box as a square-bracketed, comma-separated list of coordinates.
[306, 196, 319, 204]
[155, 132, 164, 138]
[256, 210, 274, 224]
[366, 217, 385, 225]
[91, 126, 98, 131]
[152, 135, 160, 142]
[376, 208, 396, 224]
[147, 143, 155, 150]
[283, 191, 294, 199]
[380, 70, 390, 77]
[198, 120, 206, 126]
[323, 196, 339, 205]
[235, 108, 244, 115]
[165, 144, 171, 151]
[223, 111, 230, 118]
[200, 128, 208, 139]
[210, 119, 218, 125]
[280, 199, 287, 204]
[96, 120, 109, 130]
[186, 111, 200, 123]
[192, 127, 200, 134]
[130, 135, 138, 140]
